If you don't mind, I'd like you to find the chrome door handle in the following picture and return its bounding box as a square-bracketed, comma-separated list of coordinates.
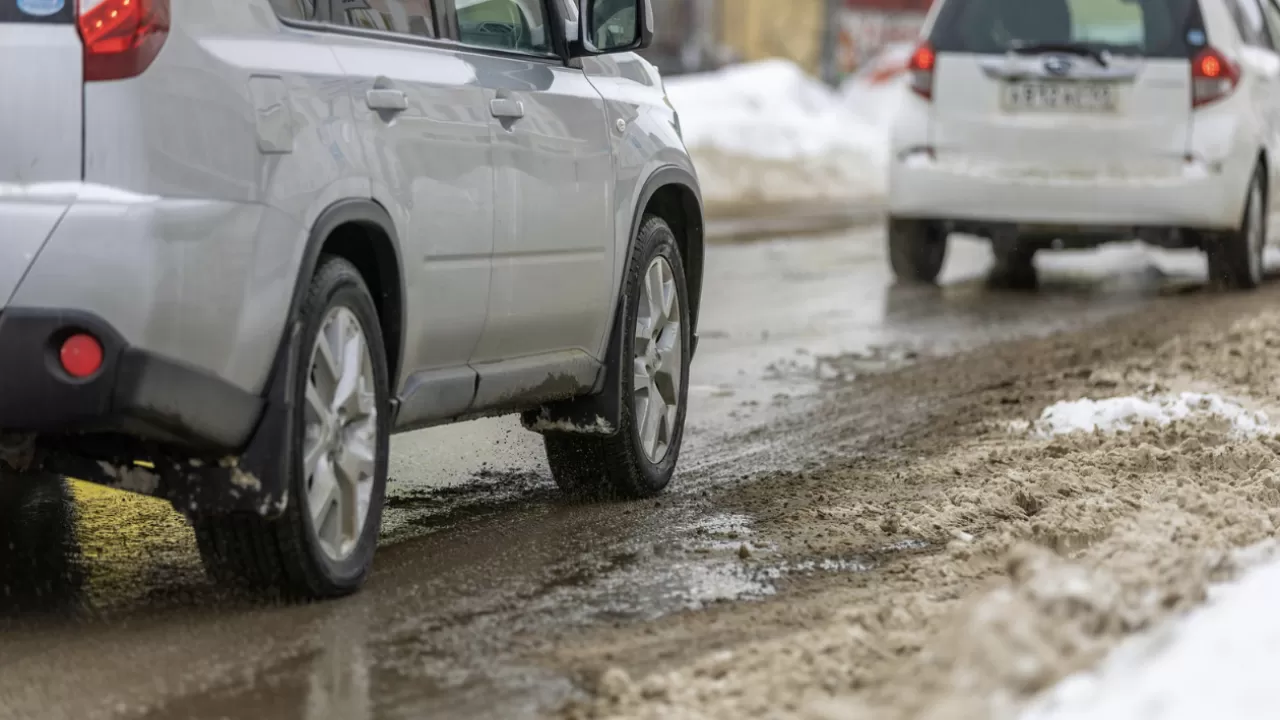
[366, 88, 408, 112]
[490, 98, 525, 120]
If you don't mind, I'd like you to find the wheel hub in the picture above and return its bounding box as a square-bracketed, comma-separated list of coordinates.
[633, 257, 683, 465]
[302, 306, 379, 563]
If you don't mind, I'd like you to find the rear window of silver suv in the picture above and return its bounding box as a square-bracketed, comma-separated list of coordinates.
[930, 0, 1204, 58]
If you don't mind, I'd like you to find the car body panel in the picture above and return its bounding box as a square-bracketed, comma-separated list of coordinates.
[467, 54, 615, 367]
[580, 53, 699, 355]
[0, 23, 82, 187]
[61, 0, 370, 394]
[325, 30, 497, 417]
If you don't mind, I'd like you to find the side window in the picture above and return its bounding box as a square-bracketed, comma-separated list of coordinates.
[269, 0, 314, 20]
[1231, 0, 1275, 49]
[457, 0, 554, 55]
[1264, 0, 1280, 49]
[344, 0, 439, 37]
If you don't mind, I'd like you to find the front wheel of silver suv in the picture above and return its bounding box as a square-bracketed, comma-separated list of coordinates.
[543, 216, 692, 500]
[193, 257, 391, 600]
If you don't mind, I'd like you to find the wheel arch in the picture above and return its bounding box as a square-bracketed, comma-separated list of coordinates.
[214, 198, 405, 520]
[520, 166, 705, 437]
[287, 198, 406, 392]
[627, 166, 705, 344]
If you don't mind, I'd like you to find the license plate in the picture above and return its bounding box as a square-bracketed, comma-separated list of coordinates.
[1002, 82, 1116, 112]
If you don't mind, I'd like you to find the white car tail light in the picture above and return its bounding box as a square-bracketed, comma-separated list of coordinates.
[1191, 47, 1239, 108]
[908, 41, 936, 101]
[77, 0, 170, 82]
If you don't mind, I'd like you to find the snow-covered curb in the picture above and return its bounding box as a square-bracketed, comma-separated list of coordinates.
[666, 60, 889, 217]
[1022, 543, 1280, 720]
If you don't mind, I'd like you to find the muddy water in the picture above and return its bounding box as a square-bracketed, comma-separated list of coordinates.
[563, 286, 1280, 720]
[0, 231, 1228, 720]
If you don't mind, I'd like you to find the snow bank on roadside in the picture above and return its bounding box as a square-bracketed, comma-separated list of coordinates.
[1014, 393, 1275, 439]
[1021, 543, 1280, 720]
[665, 60, 889, 216]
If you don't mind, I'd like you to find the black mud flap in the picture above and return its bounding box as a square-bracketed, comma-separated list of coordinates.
[521, 317, 624, 438]
[160, 320, 304, 518]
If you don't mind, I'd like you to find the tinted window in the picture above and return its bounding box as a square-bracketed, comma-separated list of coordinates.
[1262, 0, 1280, 48]
[269, 0, 313, 20]
[1230, 0, 1276, 48]
[457, 0, 554, 54]
[931, 0, 1202, 58]
[345, 0, 439, 37]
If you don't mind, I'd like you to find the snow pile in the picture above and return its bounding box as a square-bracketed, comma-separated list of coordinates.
[665, 60, 888, 215]
[1021, 544, 1280, 720]
[1021, 392, 1274, 439]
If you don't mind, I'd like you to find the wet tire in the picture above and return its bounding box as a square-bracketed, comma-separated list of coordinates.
[544, 216, 691, 501]
[193, 257, 391, 600]
[888, 217, 947, 284]
[1207, 168, 1266, 291]
[0, 472, 82, 615]
[988, 246, 1038, 291]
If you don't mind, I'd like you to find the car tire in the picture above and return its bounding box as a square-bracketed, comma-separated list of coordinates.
[988, 246, 1038, 291]
[543, 216, 691, 501]
[1207, 168, 1266, 291]
[888, 217, 947, 284]
[193, 257, 391, 600]
[0, 472, 81, 614]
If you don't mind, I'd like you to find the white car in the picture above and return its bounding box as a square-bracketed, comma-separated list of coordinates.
[888, 0, 1280, 290]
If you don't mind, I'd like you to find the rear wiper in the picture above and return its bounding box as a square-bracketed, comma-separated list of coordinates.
[1010, 42, 1110, 68]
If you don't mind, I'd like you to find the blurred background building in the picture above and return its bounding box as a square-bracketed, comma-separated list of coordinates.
[640, 0, 934, 84]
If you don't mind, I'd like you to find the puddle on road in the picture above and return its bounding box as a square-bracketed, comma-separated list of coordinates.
[380, 468, 558, 545]
[524, 512, 935, 626]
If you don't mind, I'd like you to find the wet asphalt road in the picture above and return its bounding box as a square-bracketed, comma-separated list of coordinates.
[0, 228, 1231, 720]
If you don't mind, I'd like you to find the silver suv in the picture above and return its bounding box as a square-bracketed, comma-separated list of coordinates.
[0, 0, 703, 599]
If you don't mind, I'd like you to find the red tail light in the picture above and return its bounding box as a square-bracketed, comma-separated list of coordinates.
[1191, 47, 1239, 108]
[78, 0, 171, 82]
[908, 41, 936, 100]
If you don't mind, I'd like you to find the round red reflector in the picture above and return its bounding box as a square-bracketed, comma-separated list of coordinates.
[61, 334, 104, 379]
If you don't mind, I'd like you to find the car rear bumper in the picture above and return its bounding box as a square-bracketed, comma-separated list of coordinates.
[0, 184, 301, 399]
[0, 308, 262, 451]
[888, 154, 1251, 231]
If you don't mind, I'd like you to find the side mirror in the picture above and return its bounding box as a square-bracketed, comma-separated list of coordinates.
[573, 0, 654, 57]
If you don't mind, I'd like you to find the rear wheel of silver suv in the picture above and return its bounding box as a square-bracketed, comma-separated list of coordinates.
[888, 217, 947, 284]
[1208, 168, 1266, 291]
[543, 216, 691, 500]
[193, 257, 390, 600]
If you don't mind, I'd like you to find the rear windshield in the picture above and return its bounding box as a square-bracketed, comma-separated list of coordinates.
[930, 0, 1204, 58]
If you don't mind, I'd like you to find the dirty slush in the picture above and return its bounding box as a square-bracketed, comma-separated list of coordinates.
[556, 286, 1280, 720]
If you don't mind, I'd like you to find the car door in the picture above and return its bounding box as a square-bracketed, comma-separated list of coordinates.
[450, 0, 616, 406]
[320, 0, 497, 426]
